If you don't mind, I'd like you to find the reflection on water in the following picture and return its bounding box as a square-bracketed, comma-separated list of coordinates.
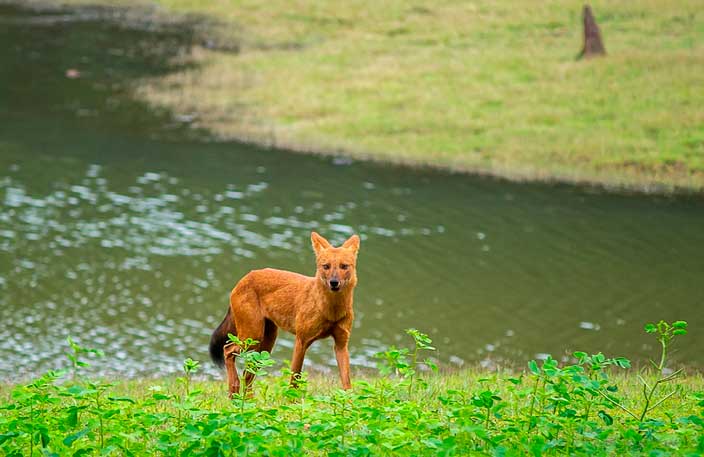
[1, 3, 703, 380]
[0, 156, 444, 378]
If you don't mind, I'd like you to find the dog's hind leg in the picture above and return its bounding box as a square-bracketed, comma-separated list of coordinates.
[224, 341, 241, 397]
[229, 290, 266, 396]
[243, 319, 278, 391]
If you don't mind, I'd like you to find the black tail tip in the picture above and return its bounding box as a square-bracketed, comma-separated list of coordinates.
[209, 308, 234, 368]
[209, 331, 227, 367]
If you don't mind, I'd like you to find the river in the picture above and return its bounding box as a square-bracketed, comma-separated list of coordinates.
[1, 3, 703, 380]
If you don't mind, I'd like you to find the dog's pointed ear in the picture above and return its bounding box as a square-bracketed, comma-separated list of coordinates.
[342, 234, 360, 255]
[311, 231, 332, 255]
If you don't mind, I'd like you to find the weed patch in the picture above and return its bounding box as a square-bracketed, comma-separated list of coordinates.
[1, 321, 702, 455]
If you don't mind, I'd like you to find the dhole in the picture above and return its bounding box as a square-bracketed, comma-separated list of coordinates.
[209, 232, 360, 395]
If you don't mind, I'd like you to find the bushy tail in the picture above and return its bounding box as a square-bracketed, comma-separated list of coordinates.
[209, 308, 235, 367]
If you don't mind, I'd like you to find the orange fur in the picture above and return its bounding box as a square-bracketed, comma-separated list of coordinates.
[210, 232, 361, 395]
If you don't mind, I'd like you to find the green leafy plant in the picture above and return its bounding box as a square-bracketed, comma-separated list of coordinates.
[472, 388, 503, 427]
[598, 320, 688, 422]
[639, 320, 688, 419]
[66, 337, 104, 379]
[227, 333, 275, 406]
[405, 328, 438, 392]
[0, 323, 700, 456]
[181, 357, 200, 397]
[374, 345, 410, 377]
[374, 328, 438, 394]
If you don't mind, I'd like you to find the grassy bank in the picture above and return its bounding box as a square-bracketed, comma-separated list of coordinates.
[2, 367, 704, 455]
[55, 0, 704, 192]
[2, 323, 703, 455]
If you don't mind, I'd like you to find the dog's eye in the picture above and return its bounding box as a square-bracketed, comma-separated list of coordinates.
[339, 264, 349, 270]
[322, 264, 331, 270]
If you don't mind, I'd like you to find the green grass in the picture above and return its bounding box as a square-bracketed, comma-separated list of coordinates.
[1, 323, 703, 455]
[56, 0, 704, 192]
[2, 366, 703, 455]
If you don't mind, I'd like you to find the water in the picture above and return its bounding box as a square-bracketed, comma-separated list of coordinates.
[1, 3, 703, 380]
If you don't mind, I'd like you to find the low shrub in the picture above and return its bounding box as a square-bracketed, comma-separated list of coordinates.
[1, 321, 702, 456]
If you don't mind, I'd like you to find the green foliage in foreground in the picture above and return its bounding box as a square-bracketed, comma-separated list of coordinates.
[1, 322, 703, 456]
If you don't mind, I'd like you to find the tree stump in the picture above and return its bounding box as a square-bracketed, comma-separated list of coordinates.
[578, 5, 606, 59]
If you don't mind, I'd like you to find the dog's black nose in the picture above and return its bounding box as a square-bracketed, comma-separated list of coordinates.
[329, 279, 340, 288]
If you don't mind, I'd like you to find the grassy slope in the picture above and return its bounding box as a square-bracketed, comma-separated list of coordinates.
[57, 0, 704, 191]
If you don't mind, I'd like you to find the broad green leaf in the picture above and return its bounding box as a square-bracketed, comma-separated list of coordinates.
[528, 360, 540, 375]
[598, 410, 613, 426]
[63, 427, 91, 447]
[65, 406, 80, 427]
[0, 432, 19, 445]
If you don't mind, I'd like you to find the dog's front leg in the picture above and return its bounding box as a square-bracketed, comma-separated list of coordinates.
[332, 327, 351, 389]
[289, 337, 310, 387]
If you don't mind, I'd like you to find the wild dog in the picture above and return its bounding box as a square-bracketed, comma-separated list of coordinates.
[209, 232, 360, 395]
